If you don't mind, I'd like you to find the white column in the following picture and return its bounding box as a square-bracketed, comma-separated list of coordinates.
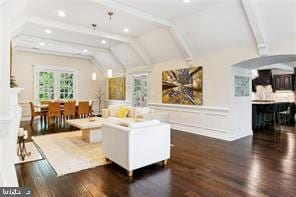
[0, 2, 19, 187]
[0, 3, 10, 117]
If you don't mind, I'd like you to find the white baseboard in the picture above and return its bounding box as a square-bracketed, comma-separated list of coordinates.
[230, 131, 253, 141]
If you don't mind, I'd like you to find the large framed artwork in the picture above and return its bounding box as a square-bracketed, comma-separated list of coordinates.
[162, 66, 203, 105]
[108, 77, 126, 100]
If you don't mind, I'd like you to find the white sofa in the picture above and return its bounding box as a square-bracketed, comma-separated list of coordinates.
[136, 107, 169, 123]
[102, 120, 171, 176]
[102, 105, 136, 125]
[102, 105, 169, 123]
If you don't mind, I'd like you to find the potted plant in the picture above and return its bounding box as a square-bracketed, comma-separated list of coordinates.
[96, 88, 104, 116]
[10, 75, 18, 88]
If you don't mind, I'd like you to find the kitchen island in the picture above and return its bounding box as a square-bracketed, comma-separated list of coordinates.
[252, 100, 295, 130]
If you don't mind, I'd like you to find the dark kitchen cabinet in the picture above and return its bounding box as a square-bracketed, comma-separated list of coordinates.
[252, 70, 272, 91]
[256, 70, 272, 85]
[272, 74, 294, 91]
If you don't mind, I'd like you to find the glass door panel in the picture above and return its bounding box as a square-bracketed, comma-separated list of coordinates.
[132, 74, 148, 107]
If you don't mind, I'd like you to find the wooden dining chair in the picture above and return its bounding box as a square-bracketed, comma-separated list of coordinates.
[78, 101, 90, 118]
[30, 102, 44, 125]
[48, 102, 61, 124]
[89, 101, 94, 116]
[63, 101, 76, 120]
[40, 100, 51, 113]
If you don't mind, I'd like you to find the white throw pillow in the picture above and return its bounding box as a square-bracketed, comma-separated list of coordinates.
[128, 120, 160, 129]
[127, 107, 136, 118]
[109, 105, 122, 117]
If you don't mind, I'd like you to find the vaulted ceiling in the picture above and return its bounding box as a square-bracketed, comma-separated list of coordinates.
[7, 0, 296, 75]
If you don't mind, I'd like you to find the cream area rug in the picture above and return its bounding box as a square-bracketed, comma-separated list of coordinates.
[32, 131, 109, 177]
[15, 142, 43, 164]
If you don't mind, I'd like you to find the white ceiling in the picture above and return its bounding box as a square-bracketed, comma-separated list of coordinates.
[176, 0, 257, 58]
[25, 0, 160, 37]
[7, 0, 296, 73]
[138, 28, 183, 63]
[112, 0, 224, 21]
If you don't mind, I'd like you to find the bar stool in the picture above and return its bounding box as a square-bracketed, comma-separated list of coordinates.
[259, 104, 277, 130]
[278, 102, 289, 125]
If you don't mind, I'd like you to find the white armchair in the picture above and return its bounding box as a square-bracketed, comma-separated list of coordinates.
[102, 120, 170, 176]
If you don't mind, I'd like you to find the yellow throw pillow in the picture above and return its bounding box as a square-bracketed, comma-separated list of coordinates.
[117, 107, 129, 118]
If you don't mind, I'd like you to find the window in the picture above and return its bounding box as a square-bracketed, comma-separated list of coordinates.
[59, 72, 74, 99]
[38, 71, 55, 101]
[34, 66, 77, 102]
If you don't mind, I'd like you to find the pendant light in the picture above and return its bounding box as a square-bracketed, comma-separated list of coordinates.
[91, 24, 97, 81]
[107, 11, 113, 78]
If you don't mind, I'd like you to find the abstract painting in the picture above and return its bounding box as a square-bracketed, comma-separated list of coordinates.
[108, 77, 126, 100]
[162, 67, 203, 105]
[235, 76, 250, 97]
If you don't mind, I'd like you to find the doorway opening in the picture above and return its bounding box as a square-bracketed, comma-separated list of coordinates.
[231, 54, 296, 135]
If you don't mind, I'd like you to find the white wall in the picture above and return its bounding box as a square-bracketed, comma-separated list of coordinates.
[229, 67, 252, 140]
[12, 51, 106, 119]
[122, 56, 255, 141]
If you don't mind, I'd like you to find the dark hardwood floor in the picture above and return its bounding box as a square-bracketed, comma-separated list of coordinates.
[16, 120, 296, 196]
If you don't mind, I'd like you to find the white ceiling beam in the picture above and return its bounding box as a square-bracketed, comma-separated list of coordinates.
[25, 16, 133, 43]
[130, 40, 152, 66]
[14, 46, 91, 60]
[90, 0, 193, 59]
[241, 0, 268, 56]
[170, 27, 193, 60]
[14, 34, 109, 53]
[90, 0, 175, 27]
[14, 46, 107, 73]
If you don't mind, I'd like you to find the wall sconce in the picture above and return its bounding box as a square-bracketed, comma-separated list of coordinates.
[92, 73, 97, 81]
[107, 69, 113, 78]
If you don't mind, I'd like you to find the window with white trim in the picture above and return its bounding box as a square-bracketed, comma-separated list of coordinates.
[34, 66, 77, 102]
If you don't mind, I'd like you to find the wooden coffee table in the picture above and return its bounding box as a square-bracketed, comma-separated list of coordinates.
[67, 117, 106, 143]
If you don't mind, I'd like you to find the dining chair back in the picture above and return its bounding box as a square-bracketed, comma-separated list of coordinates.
[48, 102, 61, 117]
[30, 102, 43, 125]
[78, 101, 90, 118]
[40, 100, 51, 112]
[64, 101, 76, 119]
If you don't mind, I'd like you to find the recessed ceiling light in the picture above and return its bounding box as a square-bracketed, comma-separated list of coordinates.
[183, 0, 191, 3]
[57, 10, 66, 17]
[45, 29, 52, 34]
[39, 42, 45, 46]
[123, 28, 129, 33]
[83, 49, 88, 53]
[101, 40, 106, 44]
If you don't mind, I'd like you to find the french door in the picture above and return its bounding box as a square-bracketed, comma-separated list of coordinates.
[132, 74, 148, 107]
[34, 67, 77, 102]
